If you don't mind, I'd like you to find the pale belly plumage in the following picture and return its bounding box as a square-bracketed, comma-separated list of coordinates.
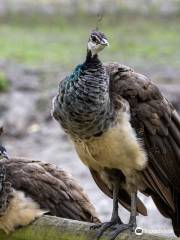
[74, 112, 147, 191]
[0, 190, 45, 234]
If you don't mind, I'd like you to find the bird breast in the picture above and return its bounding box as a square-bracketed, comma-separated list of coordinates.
[74, 110, 147, 178]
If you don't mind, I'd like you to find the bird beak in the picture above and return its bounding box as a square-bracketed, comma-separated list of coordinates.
[100, 38, 109, 47]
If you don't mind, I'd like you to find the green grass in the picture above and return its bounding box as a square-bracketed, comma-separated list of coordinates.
[0, 72, 9, 92]
[0, 14, 179, 69]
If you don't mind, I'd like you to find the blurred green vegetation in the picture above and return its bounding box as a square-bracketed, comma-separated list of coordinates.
[0, 72, 9, 92]
[0, 14, 179, 69]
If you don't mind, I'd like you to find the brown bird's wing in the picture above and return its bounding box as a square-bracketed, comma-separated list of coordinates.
[4, 157, 100, 223]
[90, 169, 147, 216]
[106, 63, 180, 231]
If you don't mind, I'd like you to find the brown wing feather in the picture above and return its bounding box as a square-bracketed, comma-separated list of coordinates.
[4, 157, 100, 223]
[90, 169, 147, 216]
[106, 63, 180, 221]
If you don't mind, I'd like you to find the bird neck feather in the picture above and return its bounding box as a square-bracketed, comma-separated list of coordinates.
[84, 50, 101, 65]
[54, 50, 115, 139]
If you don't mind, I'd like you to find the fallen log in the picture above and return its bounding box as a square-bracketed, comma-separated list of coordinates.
[0, 215, 176, 240]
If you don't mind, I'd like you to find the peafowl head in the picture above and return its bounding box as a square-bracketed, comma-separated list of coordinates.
[87, 30, 109, 56]
[0, 146, 9, 160]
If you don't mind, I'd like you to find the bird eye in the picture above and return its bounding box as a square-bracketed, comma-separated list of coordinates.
[91, 36, 98, 43]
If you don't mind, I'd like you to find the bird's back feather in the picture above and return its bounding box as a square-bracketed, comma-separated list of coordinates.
[0, 157, 100, 224]
[106, 62, 180, 235]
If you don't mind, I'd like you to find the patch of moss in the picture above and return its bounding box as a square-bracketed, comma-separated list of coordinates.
[0, 72, 9, 92]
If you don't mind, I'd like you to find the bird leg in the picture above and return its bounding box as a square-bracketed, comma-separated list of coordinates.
[0, 163, 13, 217]
[91, 180, 124, 239]
[108, 192, 137, 240]
[0, 164, 6, 192]
[129, 192, 137, 230]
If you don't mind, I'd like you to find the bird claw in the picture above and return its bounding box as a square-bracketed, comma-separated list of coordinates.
[91, 218, 124, 240]
[90, 223, 103, 230]
[108, 223, 132, 240]
[91, 222, 115, 239]
[91, 221, 136, 240]
[95, 222, 116, 239]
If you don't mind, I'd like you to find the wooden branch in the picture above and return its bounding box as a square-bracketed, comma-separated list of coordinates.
[0, 215, 175, 240]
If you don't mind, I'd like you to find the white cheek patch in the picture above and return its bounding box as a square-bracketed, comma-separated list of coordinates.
[87, 42, 96, 50]
[87, 41, 105, 56]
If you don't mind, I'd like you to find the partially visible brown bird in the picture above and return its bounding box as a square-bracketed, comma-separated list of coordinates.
[0, 152, 100, 234]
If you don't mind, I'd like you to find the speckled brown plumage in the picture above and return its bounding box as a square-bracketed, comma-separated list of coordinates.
[0, 157, 100, 233]
[106, 62, 180, 235]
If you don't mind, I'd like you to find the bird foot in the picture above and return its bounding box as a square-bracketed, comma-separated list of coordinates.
[90, 218, 122, 239]
[108, 223, 133, 240]
[107, 215, 137, 240]
[91, 221, 115, 239]
[108, 223, 134, 240]
[91, 220, 136, 240]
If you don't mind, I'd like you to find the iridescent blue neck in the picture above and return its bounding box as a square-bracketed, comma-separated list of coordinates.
[67, 64, 84, 82]
[53, 53, 115, 139]
[66, 50, 100, 83]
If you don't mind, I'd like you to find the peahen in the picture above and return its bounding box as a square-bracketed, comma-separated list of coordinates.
[0, 146, 100, 233]
[52, 30, 180, 239]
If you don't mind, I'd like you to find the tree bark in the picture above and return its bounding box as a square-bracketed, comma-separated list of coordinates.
[0, 216, 175, 240]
